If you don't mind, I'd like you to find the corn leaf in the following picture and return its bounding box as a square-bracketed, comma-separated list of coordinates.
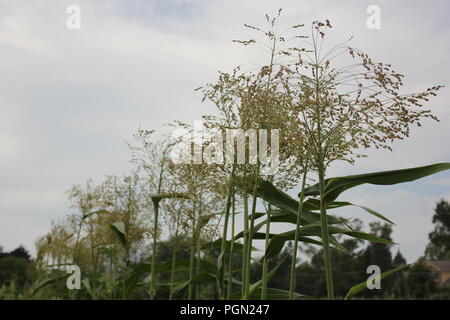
[304, 163, 450, 202]
[109, 222, 127, 246]
[344, 263, 411, 300]
[264, 225, 394, 259]
[247, 255, 288, 298]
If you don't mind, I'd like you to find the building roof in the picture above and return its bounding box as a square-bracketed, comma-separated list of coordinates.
[425, 260, 450, 272]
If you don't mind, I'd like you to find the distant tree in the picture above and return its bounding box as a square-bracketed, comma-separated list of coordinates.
[393, 250, 407, 267]
[296, 261, 321, 297]
[403, 259, 436, 299]
[9, 246, 31, 261]
[0, 246, 32, 288]
[362, 222, 393, 270]
[426, 199, 450, 260]
[359, 222, 394, 297]
[391, 250, 408, 298]
[307, 238, 365, 299]
[266, 245, 293, 291]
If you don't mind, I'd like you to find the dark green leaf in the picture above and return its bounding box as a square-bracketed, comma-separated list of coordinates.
[344, 263, 411, 300]
[305, 163, 450, 202]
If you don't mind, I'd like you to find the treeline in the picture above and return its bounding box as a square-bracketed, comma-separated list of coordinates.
[0, 246, 33, 298]
[2, 198, 450, 300]
[2, 219, 450, 300]
[148, 219, 450, 300]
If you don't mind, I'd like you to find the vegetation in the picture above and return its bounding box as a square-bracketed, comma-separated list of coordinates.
[1, 11, 448, 300]
[426, 200, 450, 260]
[2, 214, 450, 299]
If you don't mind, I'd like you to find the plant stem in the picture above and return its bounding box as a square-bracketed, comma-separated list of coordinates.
[227, 189, 236, 299]
[109, 249, 114, 300]
[188, 199, 196, 300]
[195, 244, 201, 299]
[289, 163, 308, 300]
[124, 183, 133, 268]
[257, 32, 277, 299]
[169, 232, 178, 300]
[195, 197, 203, 300]
[261, 174, 275, 300]
[73, 215, 84, 265]
[169, 206, 181, 300]
[241, 191, 249, 298]
[219, 166, 235, 298]
[149, 199, 160, 300]
[88, 220, 97, 298]
[319, 165, 334, 299]
[149, 147, 168, 300]
[108, 247, 117, 300]
[312, 33, 334, 299]
[244, 163, 260, 299]
[188, 245, 195, 299]
[260, 202, 271, 300]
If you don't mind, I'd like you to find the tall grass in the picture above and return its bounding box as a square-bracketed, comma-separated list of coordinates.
[29, 12, 445, 302]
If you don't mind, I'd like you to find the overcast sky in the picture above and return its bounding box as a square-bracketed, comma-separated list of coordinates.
[1, 0, 449, 262]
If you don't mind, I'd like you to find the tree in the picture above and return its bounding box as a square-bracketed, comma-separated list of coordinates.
[404, 259, 436, 299]
[359, 222, 394, 298]
[0, 256, 29, 288]
[393, 250, 407, 267]
[362, 223, 393, 270]
[391, 250, 408, 298]
[0, 246, 31, 260]
[426, 199, 450, 260]
[0, 246, 32, 288]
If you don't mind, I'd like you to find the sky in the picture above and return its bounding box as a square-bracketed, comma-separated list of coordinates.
[0, 0, 449, 262]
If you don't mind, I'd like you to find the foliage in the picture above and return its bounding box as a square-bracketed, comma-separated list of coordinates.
[426, 200, 450, 260]
[1, 11, 447, 301]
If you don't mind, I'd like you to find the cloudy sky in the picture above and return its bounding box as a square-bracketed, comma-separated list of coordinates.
[0, 0, 449, 262]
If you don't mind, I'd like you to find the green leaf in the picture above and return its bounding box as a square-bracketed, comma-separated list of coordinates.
[247, 255, 288, 298]
[81, 278, 97, 300]
[82, 209, 109, 220]
[304, 163, 450, 202]
[196, 214, 215, 233]
[331, 201, 394, 224]
[264, 225, 394, 259]
[172, 272, 216, 294]
[344, 263, 411, 300]
[150, 192, 190, 205]
[345, 231, 396, 245]
[32, 274, 70, 296]
[109, 222, 127, 246]
[231, 287, 305, 300]
[251, 232, 325, 247]
[235, 209, 348, 241]
[329, 235, 348, 253]
[217, 251, 225, 272]
[123, 258, 217, 296]
[237, 178, 343, 225]
[203, 239, 255, 254]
